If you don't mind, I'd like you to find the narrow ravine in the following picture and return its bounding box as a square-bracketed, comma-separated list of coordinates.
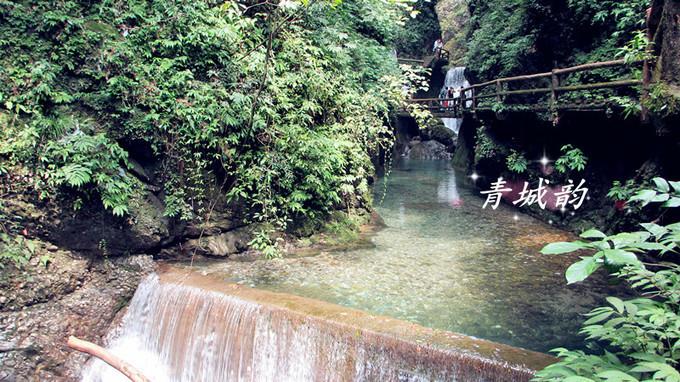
[179, 160, 626, 353]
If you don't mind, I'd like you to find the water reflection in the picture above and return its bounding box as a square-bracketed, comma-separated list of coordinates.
[189, 159, 625, 353]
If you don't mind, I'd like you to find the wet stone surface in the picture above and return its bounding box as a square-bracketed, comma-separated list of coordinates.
[181, 159, 629, 353]
[0, 248, 154, 382]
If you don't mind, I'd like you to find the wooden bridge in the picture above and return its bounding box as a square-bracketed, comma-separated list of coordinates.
[397, 48, 450, 68]
[404, 58, 648, 119]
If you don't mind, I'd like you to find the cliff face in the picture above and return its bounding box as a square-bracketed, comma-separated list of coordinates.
[651, 0, 680, 89]
[435, 0, 469, 66]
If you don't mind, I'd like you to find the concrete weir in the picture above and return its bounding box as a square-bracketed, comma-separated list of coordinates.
[82, 267, 555, 382]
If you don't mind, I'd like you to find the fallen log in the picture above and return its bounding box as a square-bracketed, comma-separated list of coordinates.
[67, 336, 151, 382]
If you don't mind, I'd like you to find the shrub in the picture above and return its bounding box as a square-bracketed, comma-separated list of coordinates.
[535, 178, 680, 382]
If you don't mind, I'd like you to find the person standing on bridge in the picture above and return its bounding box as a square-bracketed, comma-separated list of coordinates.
[446, 87, 455, 109]
[439, 87, 447, 110]
[433, 38, 443, 59]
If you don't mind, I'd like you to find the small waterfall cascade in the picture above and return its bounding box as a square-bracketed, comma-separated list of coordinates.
[81, 271, 552, 382]
[441, 67, 470, 134]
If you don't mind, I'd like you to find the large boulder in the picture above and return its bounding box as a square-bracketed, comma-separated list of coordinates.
[42, 190, 173, 256]
[182, 227, 252, 258]
[404, 139, 452, 160]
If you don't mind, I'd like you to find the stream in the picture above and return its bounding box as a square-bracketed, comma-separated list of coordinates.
[186, 159, 622, 353]
[81, 159, 627, 381]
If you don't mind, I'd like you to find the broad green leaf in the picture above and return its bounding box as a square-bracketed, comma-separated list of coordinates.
[607, 297, 625, 313]
[653, 177, 670, 192]
[603, 249, 639, 265]
[652, 193, 670, 203]
[629, 352, 667, 363]
[610, 232, 650, 248]
[640, 223, 668, 237]
[663, 197, 680, 208]
[597, 370, 637, 381]
[630, 189, 656, 205]
[583, 310, 613, 325]
[631, 362, 680, 381]
[669, 181, 680, 192]
[542, 241, 588, 255]
[631, 242, 670, 252]
[581, 229, 607, 239]
[564, 377, 596, 382]
[566, 257, 601, 284]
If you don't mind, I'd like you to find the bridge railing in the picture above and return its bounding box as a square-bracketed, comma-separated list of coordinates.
[407, 58, 645, 116]
[397, 48, 450, 67]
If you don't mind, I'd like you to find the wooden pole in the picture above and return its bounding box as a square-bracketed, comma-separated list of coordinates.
[67, 336, 151, 382]
[550, 70, 559, 104]
[495, 80, 503, 103]
[472, 87, 477, 112]
[550, 70, 560, 125]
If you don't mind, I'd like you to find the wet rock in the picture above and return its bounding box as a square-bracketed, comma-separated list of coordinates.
[183, 209, 242, 238]
[126, 158, 151, 184]
[0, 245, 154, 381]
[421, 122, 457, 149]
[54, 191, 174, 256]
[183, 227, 252, 257]
[3, 191, 174, 256]
[404, 140, 452, 160]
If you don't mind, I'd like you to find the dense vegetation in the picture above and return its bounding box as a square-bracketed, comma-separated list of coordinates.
[394, 0, 441, 58]
[465, 0, 649, 81]
[535, 180, 680, 382]
[0, 0, 425, 259]
[2, 1, 680, 379]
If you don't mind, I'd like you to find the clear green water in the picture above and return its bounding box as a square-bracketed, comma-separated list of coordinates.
[191, 160, 623, 353]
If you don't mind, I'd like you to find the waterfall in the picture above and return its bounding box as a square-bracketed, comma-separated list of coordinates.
[441, 67, 470, 134]
[81, 271, 552, 382]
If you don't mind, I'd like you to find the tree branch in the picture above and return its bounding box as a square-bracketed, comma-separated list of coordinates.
[67, 336, 151, 382]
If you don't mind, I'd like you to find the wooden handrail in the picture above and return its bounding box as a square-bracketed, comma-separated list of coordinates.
[397, 58, 425, 63]
[403, 58, 646, 118]
[458, 58, 643, 94]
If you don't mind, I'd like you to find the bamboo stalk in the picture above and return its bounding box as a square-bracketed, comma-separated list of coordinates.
[67, 336, 151, 382]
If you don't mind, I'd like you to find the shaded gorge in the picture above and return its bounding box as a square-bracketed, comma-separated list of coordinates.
[185, 160, 626, 353]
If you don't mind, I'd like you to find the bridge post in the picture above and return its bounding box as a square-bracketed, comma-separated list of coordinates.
[471, 87, 477, 112]
[495, 80, 502, 103]
[550, 70, 560, 125]
[550, 70, 559, 104]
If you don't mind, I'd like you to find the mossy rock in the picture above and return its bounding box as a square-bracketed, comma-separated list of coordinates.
[435, 0, 470, 66]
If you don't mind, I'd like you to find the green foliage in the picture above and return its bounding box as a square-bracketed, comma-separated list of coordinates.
[607, 180, 639, 201]
[535, 179, 680, 382]
[0, 0, 416, 242]
[474, 126, 500, 163]
[0, 233, 36, 269]
[38, 131, 135, 216]
[629, 178, 680, 208]
[506, 149, 529, 174]
[616, 30, 654, 64]
[465, 0, 541, 80]
[643, 84, 680, 118]
[567, 0, 648, 39]
[395, 0, 441, 58]
[248, 228, 283, 260]
[555, 144, 588, 174]
[465, 0, 647, 81]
